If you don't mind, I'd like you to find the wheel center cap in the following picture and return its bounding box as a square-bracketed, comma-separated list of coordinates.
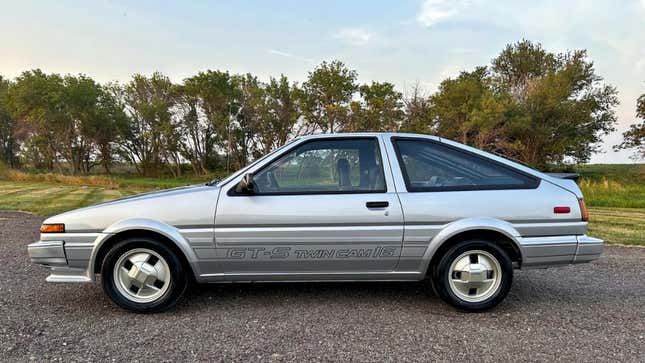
[128, 262, 157, 284]
[463, 263, 486, 283]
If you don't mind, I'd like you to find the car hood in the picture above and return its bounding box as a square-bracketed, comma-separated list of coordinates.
[44, 184, 221, 232]
[83, 184, 206, 209]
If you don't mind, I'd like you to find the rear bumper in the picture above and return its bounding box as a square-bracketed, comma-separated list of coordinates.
[28, 239, 94, 283]
[519, 234, 603, 268]
[574, 235, 604, 264]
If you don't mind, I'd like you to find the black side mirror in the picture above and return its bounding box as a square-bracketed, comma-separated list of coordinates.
[235, 173, 255, 195]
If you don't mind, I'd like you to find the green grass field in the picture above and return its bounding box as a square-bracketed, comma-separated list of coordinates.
[0, 164, 643, 245]
[0, 182, 139, 216]
[586, 207, 644, 246]
[575, 164, 645, 208]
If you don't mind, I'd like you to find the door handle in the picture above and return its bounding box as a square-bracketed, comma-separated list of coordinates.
[366, 201, 389, 208]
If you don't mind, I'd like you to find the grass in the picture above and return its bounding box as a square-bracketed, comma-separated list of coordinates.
[574, 164, 644, 183]
[0, 164, 643, 245]
[587, 207, 645, 246]
[1, 168, 215, 190]
[0, 182, 140, 216]
[579, 179, 645, 208]
[575, 164, 645, 208]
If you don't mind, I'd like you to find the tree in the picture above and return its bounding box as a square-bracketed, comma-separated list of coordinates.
[119, 72, 178, 176]
[232, 73, 265, 167]
[175, 86, 213, 175]
[346, 82, 403, 132]
[258, 75, 301, 154]
[183, 70, 238, 172]
[491, 40, 558, 100]
[0, 76, 19, 168]
[615, 94, 645, 159]
[60, 74, 106, 174]
[301, 61, 358, 133]
[7, 70, 68, 172]
[399, 84, 433, 134]
[7, 71, 124, 174]
[88, 84, 129, 174]
[492, 41, 618, 166]
[429, 67, 511, 151]
[420, 40, 618, 167]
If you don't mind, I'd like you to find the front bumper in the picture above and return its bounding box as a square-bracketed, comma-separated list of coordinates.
[28, 239, 95, 283]
[520, 234, 604, 268]
[27, 240, 67, 266]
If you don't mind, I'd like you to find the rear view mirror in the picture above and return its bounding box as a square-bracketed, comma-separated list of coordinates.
[235, 173, 255, 195]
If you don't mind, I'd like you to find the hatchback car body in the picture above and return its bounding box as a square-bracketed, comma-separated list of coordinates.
[28, 133, 603, 312]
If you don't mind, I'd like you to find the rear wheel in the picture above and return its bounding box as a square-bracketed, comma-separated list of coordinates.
[101, 237, 188, 313]
[431, 239, 513, 312]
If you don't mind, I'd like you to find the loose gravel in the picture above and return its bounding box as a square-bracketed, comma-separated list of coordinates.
[1, 211, 643, 362]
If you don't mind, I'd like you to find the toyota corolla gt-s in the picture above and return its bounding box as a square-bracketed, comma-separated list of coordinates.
[28, 133, 603, 313]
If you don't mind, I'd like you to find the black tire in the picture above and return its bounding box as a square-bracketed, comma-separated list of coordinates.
[101, 237, 189, 313]
[431, 239, 513, 312]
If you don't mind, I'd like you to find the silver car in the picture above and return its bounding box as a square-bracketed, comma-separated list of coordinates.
[28, 133, 603, 312]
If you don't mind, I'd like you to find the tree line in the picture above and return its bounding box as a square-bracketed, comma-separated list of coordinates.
[0, 40, 637, 177]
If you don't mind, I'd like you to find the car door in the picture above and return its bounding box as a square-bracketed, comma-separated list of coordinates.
[213, 136, 404, 277]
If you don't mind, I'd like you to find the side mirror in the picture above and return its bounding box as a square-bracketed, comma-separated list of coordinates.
[235, 173, 255, 195]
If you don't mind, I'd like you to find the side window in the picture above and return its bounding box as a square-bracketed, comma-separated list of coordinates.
[251, 138, 386, 194]
[393, 139, 538, 192]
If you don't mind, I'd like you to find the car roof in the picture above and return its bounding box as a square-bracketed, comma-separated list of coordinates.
[299, 132, 442, 141]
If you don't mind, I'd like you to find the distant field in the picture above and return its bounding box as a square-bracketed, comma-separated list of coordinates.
[0, 182, 140, 216]
[575, 164, 645, 208]
[573, 164, 644, 183]
[586, 207, 644, 246]
[0, 164, 643, 245]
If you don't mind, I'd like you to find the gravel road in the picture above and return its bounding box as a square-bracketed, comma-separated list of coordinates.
[1, 211, 643, 362]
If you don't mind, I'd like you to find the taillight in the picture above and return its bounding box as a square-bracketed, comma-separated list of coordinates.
[578, 199, 589, 222]
[553, 206, 571, 214]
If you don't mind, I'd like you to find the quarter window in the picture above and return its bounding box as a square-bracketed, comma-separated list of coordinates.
[393, 139, 538, 192]
[251, 138, 386, 194]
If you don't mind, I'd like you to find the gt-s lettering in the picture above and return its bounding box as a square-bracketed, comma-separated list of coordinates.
[223, 247, 399, 260]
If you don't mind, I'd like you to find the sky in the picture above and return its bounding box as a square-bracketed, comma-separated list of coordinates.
[1, 0, 643, 163]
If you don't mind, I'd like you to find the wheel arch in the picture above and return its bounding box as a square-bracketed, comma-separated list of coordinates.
[420, 218, 525, 277]
[90, 218, 200, 280]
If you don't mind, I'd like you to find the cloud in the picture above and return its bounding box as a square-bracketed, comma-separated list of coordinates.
[416, 0, 462, 27]
[448, 47, 476, 54]
[333, 28, 375, 46]
[265, 49, 314, 63]
[636, 56, 645, 72]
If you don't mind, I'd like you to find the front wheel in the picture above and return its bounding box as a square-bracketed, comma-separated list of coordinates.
[101, 237, 188, 313]
[431, 240, 513, 312]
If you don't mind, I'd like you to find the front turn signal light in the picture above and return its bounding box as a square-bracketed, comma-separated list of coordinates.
[40, 224, 65, 233]
[578, 199, 589, 222]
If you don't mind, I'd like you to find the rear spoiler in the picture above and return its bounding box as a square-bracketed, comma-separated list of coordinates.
[544, 173, 580, 182]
